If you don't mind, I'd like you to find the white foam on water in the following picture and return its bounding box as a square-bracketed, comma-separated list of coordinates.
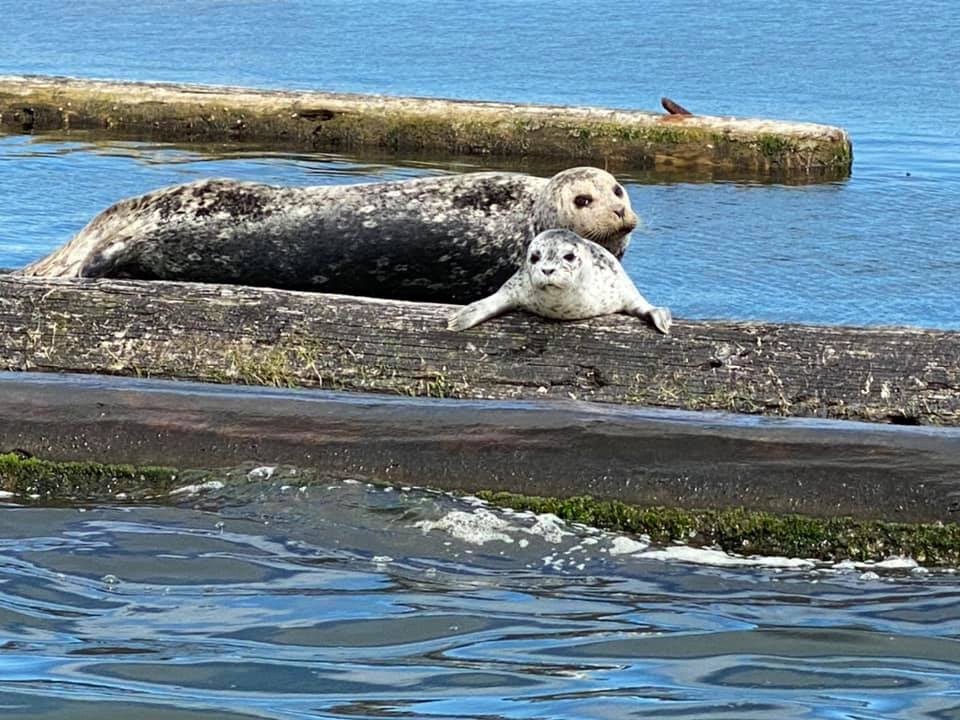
[864, 556, 920, 570]
[168, 480, 225, 496]
[526, 513, 572, 544]
[832, 556, 925, 576]
[410, 495, 947, 575]
[247, 466, 276, 480]
[640, 545, 816, 569]
[416, 509, 516, 545]
[608, 535, 651, 556]
[415, 506, 575, 547]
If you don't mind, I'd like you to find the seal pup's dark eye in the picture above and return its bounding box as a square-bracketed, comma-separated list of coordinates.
[530, 252, 541, 264]
[563, 253, 576, 262]
[573, 194, 593, 208]
[613, 185, 624, 198]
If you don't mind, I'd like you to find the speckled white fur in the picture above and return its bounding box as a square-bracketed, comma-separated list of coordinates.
[18, 167, 639, 306]
[447, 229, 671, 333]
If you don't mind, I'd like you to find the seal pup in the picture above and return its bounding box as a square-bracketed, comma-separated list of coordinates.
[20, 167, 638, 304]
[447, 229, 672, 333]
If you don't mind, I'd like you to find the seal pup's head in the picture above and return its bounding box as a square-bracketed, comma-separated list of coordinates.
[447, 227, 671, 333]
[532, 167, 638, 259]
[524, 228, 588, 292]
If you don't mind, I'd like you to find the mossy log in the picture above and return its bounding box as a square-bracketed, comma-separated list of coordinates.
[3, 373, 960, 560]
[0, 274, 957, 425]
[3, 449, 960, 565]
[0, 75, 852, 177]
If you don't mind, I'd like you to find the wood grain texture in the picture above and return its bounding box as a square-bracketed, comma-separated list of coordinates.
[0, 75, 852, 176]
[1, 275, 956, 425]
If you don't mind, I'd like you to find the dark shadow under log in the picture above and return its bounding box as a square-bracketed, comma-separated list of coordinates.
[0, 274, 958, 426]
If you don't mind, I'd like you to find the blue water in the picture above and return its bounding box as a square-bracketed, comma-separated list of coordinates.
[2, 1, 960, 326]
[3, 478, 960, 720]
[2, 2, 960, 717]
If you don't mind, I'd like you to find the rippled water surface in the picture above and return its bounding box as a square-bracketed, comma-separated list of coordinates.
[3, 477, 960, 720]
[1, 1, 959, 326]
[2, 132, 958, 328]
[2, 2, 960, 717]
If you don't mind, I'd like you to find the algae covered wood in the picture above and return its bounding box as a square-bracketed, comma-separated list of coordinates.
[0, 275, 957, 425]
[0, 75, 852, 176]
[4, 372, 960, 561]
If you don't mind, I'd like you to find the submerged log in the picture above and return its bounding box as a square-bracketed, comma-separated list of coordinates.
[3, 372, 960, 534]
[0, 75, 852, 177]
[0, 274, 957, 425]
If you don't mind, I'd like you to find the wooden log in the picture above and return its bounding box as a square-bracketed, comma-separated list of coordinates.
[0, 275, 957, 425]
[5, 373, 960, 563]
[0, 75, 852, 177]
[3, 372, 960, 528]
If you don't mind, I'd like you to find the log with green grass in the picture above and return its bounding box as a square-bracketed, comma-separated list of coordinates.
[0, 75, 852, 177]
[1, 274, 956, 425]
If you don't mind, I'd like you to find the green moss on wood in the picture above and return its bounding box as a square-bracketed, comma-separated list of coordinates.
[0, 452, 180, 499]
[477, 491, 960, 566]
[757, 133, 794, 158]
[0, 77, 853, 175]
[832, 141, 854, 165]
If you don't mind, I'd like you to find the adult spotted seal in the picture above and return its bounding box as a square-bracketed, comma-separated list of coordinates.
[447, 229, 672, 333]
[20, 167, 638, 304]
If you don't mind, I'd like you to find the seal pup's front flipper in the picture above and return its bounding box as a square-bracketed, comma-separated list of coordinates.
[614, 270, 672, 334]
[644, 306, 673, 334]
[622, 290, 672, 334]
[447, 274, 523, 331]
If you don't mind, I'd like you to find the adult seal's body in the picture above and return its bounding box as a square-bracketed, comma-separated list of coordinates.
[447, 229, 672, 333]
[20, 167, 638, 304]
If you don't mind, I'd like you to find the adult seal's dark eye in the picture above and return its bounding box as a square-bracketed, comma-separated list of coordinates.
[613, 185, 624, 198]
[530, 252, 541, 263]
[563, 253, 576, 262]
[573, 194, 593, 208]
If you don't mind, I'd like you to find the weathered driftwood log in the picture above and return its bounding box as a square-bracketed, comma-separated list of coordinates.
[0, 275, 957, 425]
[4, 373, 960, 536]
[0, 75, 852, 176]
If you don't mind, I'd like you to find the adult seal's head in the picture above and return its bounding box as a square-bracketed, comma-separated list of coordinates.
[19, 166, 642, 304]
[531, 167, 638, 260]
[447, 228, 671, 334]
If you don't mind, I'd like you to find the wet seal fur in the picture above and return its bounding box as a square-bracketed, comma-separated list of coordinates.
[447, 229, 671, 333]
[20, 167, 638, 304]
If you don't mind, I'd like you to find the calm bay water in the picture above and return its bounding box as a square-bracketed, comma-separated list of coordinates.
[1, 1, 959, 326]
[2, 2, 960, 717]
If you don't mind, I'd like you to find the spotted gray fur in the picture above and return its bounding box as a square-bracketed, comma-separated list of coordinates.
[447, 229, 671, 333]
[20, 167, 638, 304]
